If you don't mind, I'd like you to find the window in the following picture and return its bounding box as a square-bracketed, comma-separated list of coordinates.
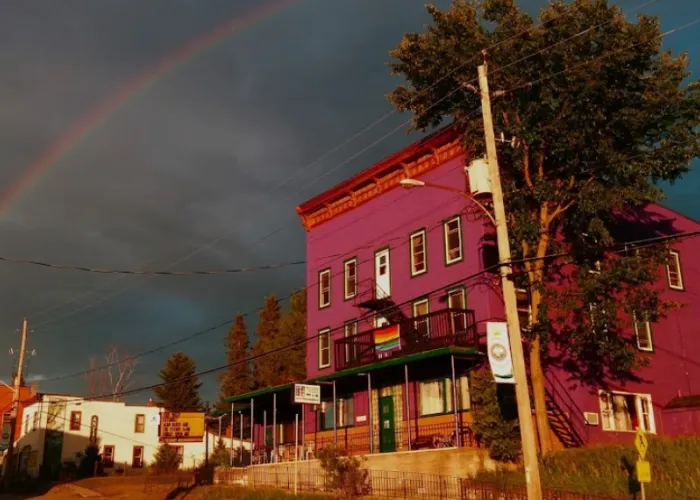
[32, 411, 39, 431]
[89, 415, 99, 442]
[69, 411, 82, 431]
[634, 317, 654, 352]
[344, 259, 357, 299]
[516, 289, 531, 332]
[412, 298, 430, 337]
[443, 216, 463, 264]
[418, 376, 471, 416]
[24, 414, 30, 434]
[447, 287, 467, 333]
[410, 230, 427, 276]
[344, 321, 358, 364]
[134, 414, 145, 433]
[666, 250, 684, 290]
[132, 446, 144, 468]
[319, 269, 331, 308]
[318, 328, 331, 369]
[322, 397, 355, 430]
[103, 445, 115, 467]
[599, 391, 655, 433]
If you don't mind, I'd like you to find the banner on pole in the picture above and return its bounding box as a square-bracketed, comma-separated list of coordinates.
[487, 322, 515, 384]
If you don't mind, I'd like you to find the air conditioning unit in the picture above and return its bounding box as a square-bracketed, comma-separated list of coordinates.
[584, 412, 600, 426]
[466, 158, 492, 196]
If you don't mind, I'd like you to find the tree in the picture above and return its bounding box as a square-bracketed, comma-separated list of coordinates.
[276, 290, 307, 383]
[387, 0, 700, 454]
[153, 352, 202, 410]
[252, 293, 282, 389]
[153, 443, 180, 473]
[217, 314, 253, 405]
[84, 345, 137, 401]
[210, 438, 230, 467]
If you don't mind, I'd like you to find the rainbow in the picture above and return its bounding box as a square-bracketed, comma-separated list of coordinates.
[374, 324, 400, 353]
[0, 0, 299, 217]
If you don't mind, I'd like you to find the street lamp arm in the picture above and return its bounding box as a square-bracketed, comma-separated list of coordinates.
[399, 178, 497, 227]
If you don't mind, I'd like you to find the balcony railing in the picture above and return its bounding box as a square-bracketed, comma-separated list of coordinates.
[334, 308, 477, 371]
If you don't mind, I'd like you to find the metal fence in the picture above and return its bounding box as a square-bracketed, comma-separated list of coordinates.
[215, 466, 624, 500]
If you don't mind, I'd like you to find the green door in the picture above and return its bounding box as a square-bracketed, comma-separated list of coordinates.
[379, 396, 396, 453]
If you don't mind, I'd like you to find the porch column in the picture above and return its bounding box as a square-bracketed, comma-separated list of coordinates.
[451, 355, 460, 447]
[272, 393, 277, 462]
[367, 373, 373, 454]
[239, 412, 243, 465]
[230, 403, 234, 466]
[250, 398, 254, 465]
[302, 404, 306, 460]
[263, 410, 267, 463]
[332, 380, 337, 444]
[405, 364, 412, 451]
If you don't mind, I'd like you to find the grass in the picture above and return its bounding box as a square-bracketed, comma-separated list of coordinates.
[475, 436, 700, 499]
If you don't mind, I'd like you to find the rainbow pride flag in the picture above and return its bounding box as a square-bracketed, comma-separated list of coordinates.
[374, 324, 400, 353]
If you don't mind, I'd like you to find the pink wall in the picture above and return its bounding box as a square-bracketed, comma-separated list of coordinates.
[303, 154, 503, 379]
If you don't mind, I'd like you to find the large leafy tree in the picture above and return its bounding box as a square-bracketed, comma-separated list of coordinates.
[277, 290, 308, 383]
[252, 293, 282, 388]
[387, 0, 700, 453]
[153, 351, 203, 410]
[217, 314, 253, 405]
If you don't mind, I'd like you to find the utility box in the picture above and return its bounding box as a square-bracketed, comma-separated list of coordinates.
[466, 158, 492, 196]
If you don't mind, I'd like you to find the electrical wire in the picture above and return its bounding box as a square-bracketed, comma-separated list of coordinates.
[39, 228, 700, 391]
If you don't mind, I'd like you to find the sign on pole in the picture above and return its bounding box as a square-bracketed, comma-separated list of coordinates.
[293, 384, 321, 405]
[635, 427, 649, 460]
[636, 460, 651, 483]
[486, 322, 515, 384]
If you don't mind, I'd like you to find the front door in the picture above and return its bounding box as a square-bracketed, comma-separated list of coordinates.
[379, 396, 396, 453]
[375, 249, 391, 298]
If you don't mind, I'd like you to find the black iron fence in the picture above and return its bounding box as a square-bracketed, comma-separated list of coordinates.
[215, 466, 623, 500]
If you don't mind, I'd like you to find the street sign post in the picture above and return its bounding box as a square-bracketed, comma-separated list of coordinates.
[635, 428, 651, 500]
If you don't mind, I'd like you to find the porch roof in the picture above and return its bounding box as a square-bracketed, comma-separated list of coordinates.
[223, 345, 481, 405]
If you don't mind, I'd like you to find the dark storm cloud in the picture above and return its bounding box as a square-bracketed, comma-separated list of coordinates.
[0, 0, 697, 401]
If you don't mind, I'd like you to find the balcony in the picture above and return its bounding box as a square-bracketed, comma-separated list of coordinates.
[334, 308, 478, 371]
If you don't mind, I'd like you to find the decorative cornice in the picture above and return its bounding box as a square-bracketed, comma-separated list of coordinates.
[297, 128, 466, 231]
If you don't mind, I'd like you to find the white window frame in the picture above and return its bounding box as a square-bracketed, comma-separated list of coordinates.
[344, 321, 358, 363]
[666, 250, 684, 291]
[598, 390, 656, 433]
[318, 328, 332, 369]
[343, 259, 357, 300]
[443, 216, 463, 265]
[633, 315, 654, 352]
[412, 298, 430, 337]
[319, 269, 331, 308]
[447, 287, 467, 333]
[409, 229, 428, 277]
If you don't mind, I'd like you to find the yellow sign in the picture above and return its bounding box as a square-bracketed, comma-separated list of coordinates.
[159, 412, 205, 443]
[636, 460, 651, 483]
[635, 427, 649, 459]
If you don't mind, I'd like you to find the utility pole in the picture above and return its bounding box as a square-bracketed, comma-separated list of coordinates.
[4, 318, 28, 486]
[478, 63, 542, 500]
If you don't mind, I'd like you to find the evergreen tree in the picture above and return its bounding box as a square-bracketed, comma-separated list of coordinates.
[217, 314, 253, 405]
[153, 352, 202, 410]
[153, 443, 181, 472]
[252, 293, 282, 389]
[210, 438, 230, 467]
[386, 0, 700, 453]
[277, 290, 307, 383]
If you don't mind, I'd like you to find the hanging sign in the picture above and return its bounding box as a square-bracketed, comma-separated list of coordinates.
[487, 322, 515, 384]
[293, 384, 321, 405]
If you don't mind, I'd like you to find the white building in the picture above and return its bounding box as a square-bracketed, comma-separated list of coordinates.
[15, 394, 248, 478]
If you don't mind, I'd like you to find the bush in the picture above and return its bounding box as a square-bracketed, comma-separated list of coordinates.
[77, 444, 102, 478]
[470, 369, 521, 462]
[153, 443, 181, 473]
[475, 436, 700, 499]
[317, 444, 369, 500]
[210, 438, 230, 467]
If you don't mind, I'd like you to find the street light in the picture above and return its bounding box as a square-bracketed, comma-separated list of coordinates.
[399, 178, 497, 227]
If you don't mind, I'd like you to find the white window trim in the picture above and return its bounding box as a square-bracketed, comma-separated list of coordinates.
[410, 230, 428, 277]
[447, 287, 466, 309]
[343, 259, 357, 300]
[319, 269, 331, 308]
[666, 250, 684, 291]
[318, 328, 332, 369]
[344, 321, 358, 362]
[633, 316, 654, 352]
[443, 216, 463, 264]
[598, 390, 656, 434]
[412, 298, 430, 317]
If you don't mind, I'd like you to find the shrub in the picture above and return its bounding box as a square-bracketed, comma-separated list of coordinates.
[210, 438, 230, 467]
[77, 444, 102, 478]
[470, 369, 521, 462]
[153, 443, 181, 473]
[317, 444, 370, 499]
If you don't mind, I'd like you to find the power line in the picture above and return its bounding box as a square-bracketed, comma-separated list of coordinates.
[0, 255, 304, 276]
[40, 229, 700, 390]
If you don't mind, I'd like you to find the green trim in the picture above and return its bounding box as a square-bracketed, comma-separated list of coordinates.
[318, 268, 332, 309]
[343, 257, 358, 301]
[443, 215, 464, 267]
[311, 346, 481, 382]
[409, 228, 428, 278]
[224, 383, 294, 404]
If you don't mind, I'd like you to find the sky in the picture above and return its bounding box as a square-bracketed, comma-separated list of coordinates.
[0, 0, 698, 404]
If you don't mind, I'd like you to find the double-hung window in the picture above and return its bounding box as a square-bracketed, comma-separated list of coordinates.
[418, 376, 470, 416]
[410, 230, 427, 276]
[412, 298, 430, 337]
[318, 328, 331, 369]
[344, 321, 358, 364]
[344, 259, 357, 299]
[319, 269, 331, 308]
[666, 250, 684, 290]
[599, 391, 655, 433]
[443, 216, 463, 264]
[633, 316, 654, 352]
[447, 287, 467, 333]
